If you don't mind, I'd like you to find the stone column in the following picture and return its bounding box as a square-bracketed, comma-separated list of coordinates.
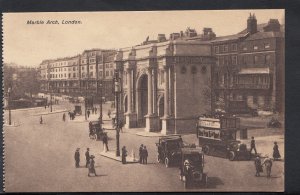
[147, 68, 153, 116]
[125, 68, 137, 128]
[127, 69, 132, 113]
[153, 68, 158, 115]
[161, 65, 174, 135]
[145, 67, 159, 132]
[164, 66, 170, 117]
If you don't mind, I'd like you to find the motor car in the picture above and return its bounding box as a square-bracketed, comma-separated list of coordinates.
[156, 135, 184, 167]
[89, 120, 106, 140]
[179, 148, 208, 188]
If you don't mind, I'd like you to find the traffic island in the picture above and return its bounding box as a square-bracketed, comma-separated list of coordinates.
[100, 151, 139, 163]
[32, 109, 68, 116]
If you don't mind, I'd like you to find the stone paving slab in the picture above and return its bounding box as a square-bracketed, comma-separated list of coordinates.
[99, 151, 139, 163]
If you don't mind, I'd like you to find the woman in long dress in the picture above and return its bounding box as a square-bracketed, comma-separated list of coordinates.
[88, 155, 97, 176]
[273, 142, 281, 160]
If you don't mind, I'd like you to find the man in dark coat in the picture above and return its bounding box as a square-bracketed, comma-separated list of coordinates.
[143, 146, 148, 164]
[102, 134, 109, 152]
[63, 113, 66, 122]
[74, 148, 80, 168]
[87, 110, 90, 118]
[139, 144, 144, 164]
[250, 137, 257, 155]
[122, 146, 127, 164]
[85, 148, 90, 168]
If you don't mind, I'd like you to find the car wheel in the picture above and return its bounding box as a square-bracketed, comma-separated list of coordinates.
[157, 156, 161, 163]
[202, 145, 210, 155]
[229, 151, 235, 161]
[165, 157, 170, 168]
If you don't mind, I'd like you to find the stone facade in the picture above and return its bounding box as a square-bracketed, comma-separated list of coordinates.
[115, 40, 215, 134]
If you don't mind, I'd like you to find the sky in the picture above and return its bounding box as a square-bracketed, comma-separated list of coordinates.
[3, 10, 284, 67]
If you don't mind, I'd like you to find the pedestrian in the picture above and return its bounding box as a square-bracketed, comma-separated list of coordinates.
[119, 120, 124, 133]
[40, 116, 43, 124]
[139, 144, 144, 164]
[63, 113, 66, 122]
[44, 105, 47, 110]
[262, 155, 273, 178]
[143, 146, 148, 164]
[250, 136, 257, 155]
[74, 148, 80, 168]
[122, 146, 127, 164]
[88, 155, 97, 177]
[254, 155, 262, 177]
[92, 107, 95, 114]
[108, 110, 111, 118]
[87, 110, 90, 118]
[68, 112, 71, 120]
[273, 142, 281, 161]
[102, 133, 109, 152]
[95, 107, 97, 114]
[85, 148, 90, 168]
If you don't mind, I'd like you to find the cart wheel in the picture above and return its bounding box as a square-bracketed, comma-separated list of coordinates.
[229, 151, 236, 161]
[165, 157, 170, 168]
[202, 145, 210, 155]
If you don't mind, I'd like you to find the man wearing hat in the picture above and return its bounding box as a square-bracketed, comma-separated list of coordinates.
[250, 137, 257, 155]
[254, 155, 262, 177]
[85, 148, 90, 168]
[74, 148, 80, 168]
[88, 155, 97, 176]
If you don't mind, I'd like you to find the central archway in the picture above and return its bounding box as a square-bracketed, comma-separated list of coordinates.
[136, 74, 148, 127]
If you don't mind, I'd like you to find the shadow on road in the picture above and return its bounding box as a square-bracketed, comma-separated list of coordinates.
[206, 177, 224, 189]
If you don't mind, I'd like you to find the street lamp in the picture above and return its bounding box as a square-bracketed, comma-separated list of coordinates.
[99, 81, 103, 124]
[114, 70, 121, 157]
[8, 87, 12, 125]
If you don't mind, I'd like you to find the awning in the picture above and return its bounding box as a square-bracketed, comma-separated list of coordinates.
[238, 68, 270, 75]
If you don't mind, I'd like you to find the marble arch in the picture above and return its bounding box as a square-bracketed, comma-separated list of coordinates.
[115, 40, 215, 134]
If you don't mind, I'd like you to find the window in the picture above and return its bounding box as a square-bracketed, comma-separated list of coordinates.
[253, 95, 258, 104]
[264, 43, 270, 49]
[223, 45, 228, 52]
[254, 56, 258, 64]
[106, 71, 109, 76]
[265, 54, 271, 64]
[110, 64, 113, 68]
[90, 72, 93, 77]
[64, 73, 66, 77]
[82, 67, 84, 70]
[90, 66, 93, 70]
[73, 73, 76, 77]
[68, 73, 71, 78]
[232, 43, 237, 51]
[99, 71, 103, 77]
[219, 56, 224, 65]
[214, 46, 219, 53]
[73, 67, 75, 71]
[224, 56, 229, 65]
[242, 56, 247, 65]
[110, 70, 114, 76]
[99, 65, 103, 69]
[253, 45, 258, 50]
[232, 56, 237, 65]
[160, 70, 164, 84]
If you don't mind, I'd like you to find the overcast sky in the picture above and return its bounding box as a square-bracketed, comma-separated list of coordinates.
[3, 10, 284, 67]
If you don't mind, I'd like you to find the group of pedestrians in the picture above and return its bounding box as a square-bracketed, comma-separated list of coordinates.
[139, 144, 149, 164]
[251, 136, 282, 178]
[91, 107, 97, 115]
[74, 148, 97, 177]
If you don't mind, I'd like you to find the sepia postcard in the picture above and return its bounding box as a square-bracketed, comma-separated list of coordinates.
[2, 10, 285, 192]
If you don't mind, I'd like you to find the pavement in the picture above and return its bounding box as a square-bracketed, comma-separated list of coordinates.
[3, 101, 284, 192]
[100, 151, 139, 163]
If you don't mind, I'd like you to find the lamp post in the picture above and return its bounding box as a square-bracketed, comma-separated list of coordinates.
[114, 70, 121, 157]
[8, 87, 12, 125]
[99, 81, 103, 124]
[85, 82, 88, 121]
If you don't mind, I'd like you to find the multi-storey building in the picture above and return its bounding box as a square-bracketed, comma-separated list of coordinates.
[39, 49, 116, 101]
[211, 14, 284, 113]
[186, 13, 284, 113]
